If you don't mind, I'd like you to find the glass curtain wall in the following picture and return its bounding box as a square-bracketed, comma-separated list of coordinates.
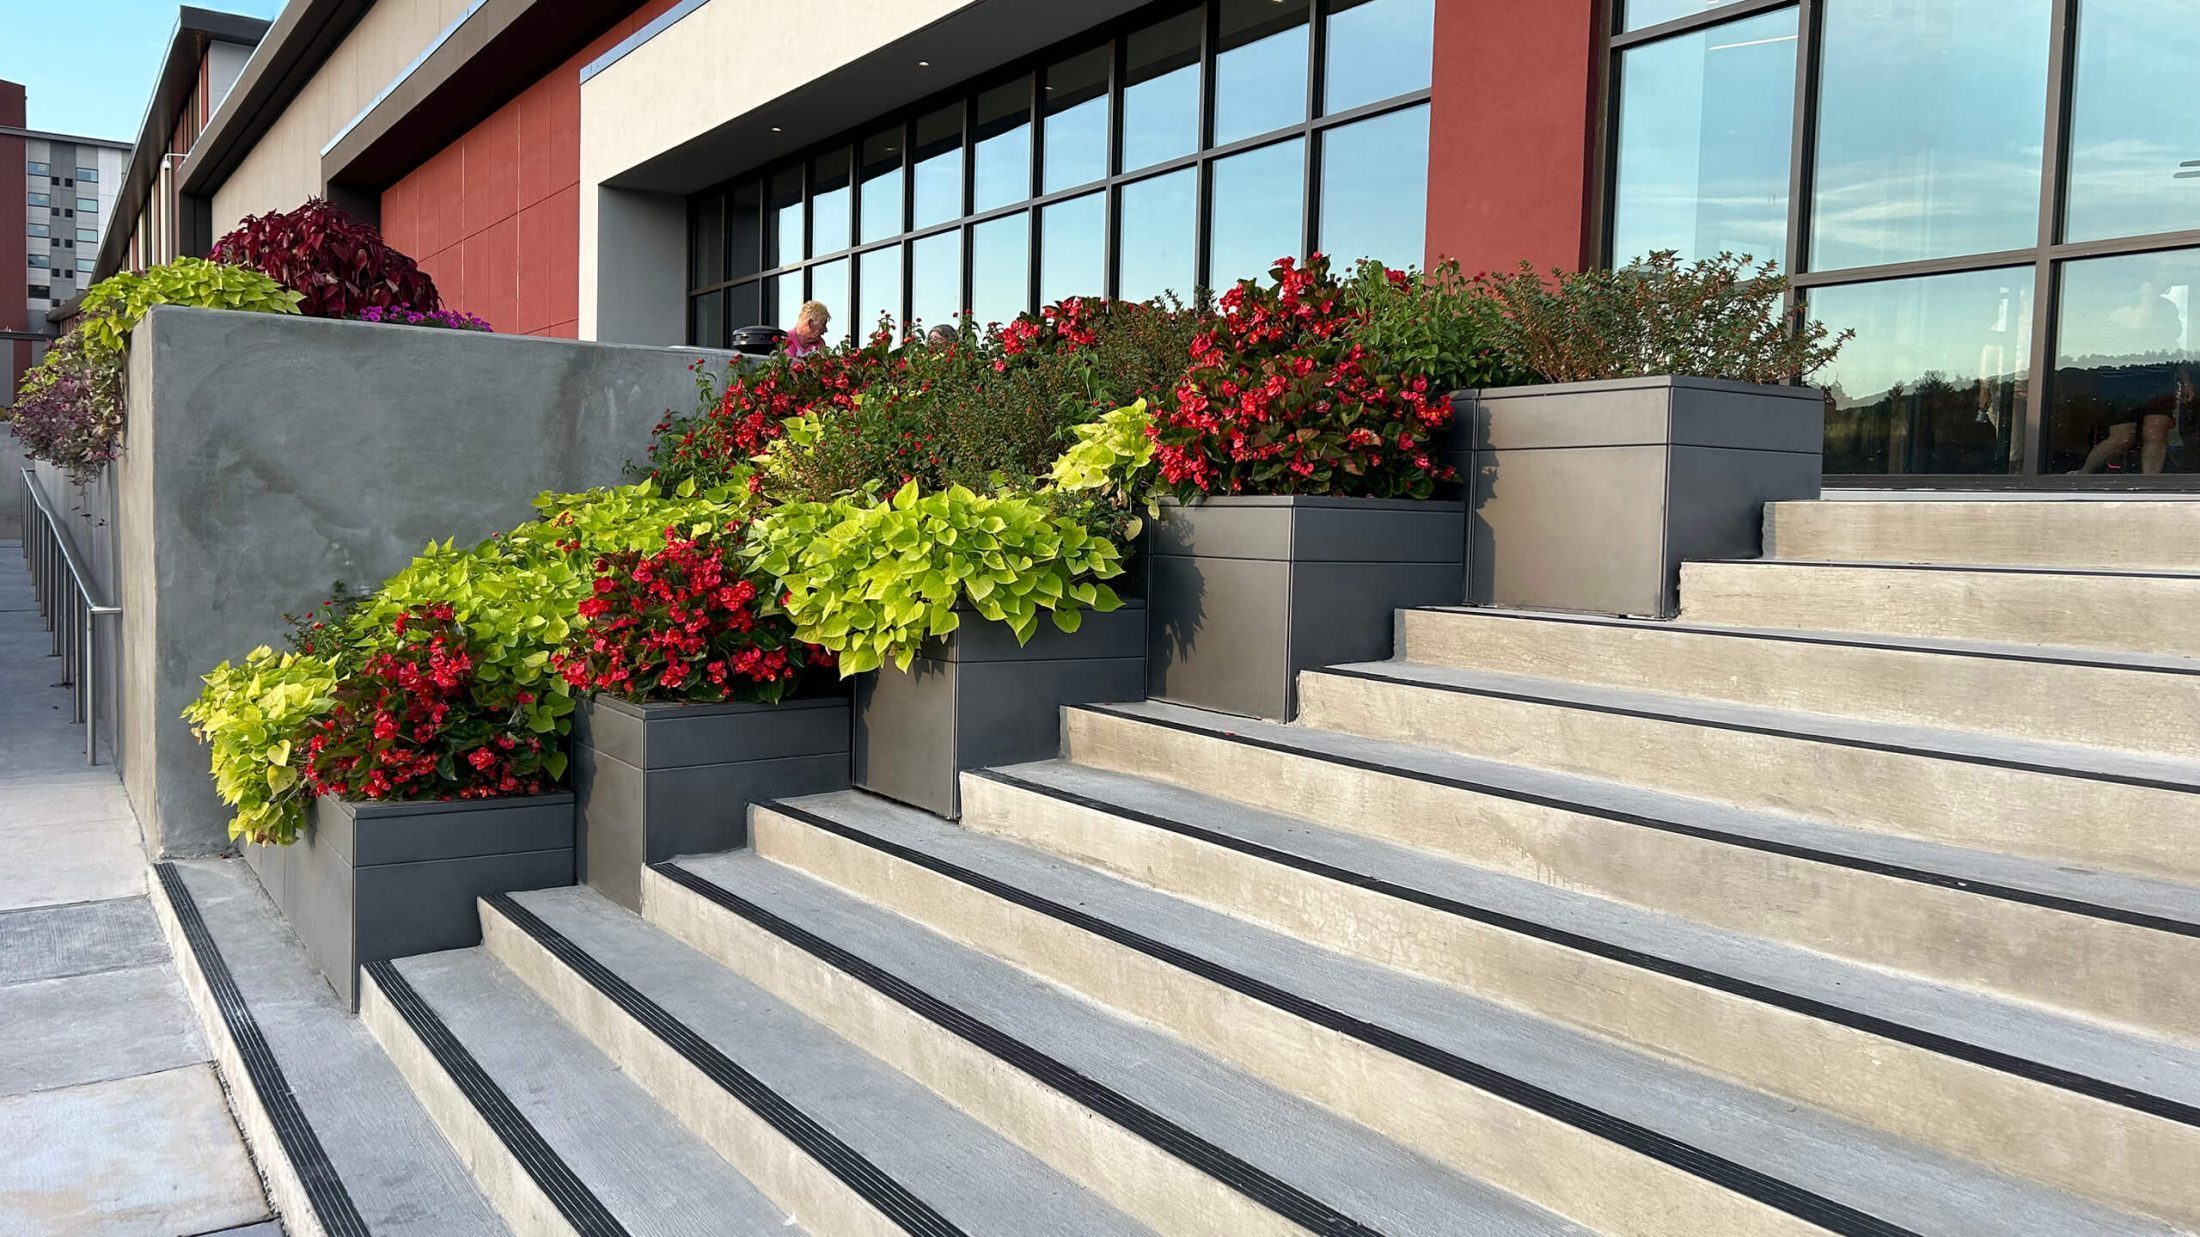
[687, 0, 1434, 345]
[1608, 0, 2200, 482]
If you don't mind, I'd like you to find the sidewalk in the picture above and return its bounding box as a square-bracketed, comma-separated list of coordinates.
[0, 541, 275, 1236]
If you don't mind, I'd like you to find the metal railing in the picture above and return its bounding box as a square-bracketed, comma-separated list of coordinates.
[18, 468, 121, 765]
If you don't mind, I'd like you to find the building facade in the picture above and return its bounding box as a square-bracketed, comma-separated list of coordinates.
[3, 83, 129, 402]
[126, 0, 2200, 486]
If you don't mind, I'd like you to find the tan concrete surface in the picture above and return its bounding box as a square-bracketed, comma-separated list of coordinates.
[1764, 500, 2200, 571]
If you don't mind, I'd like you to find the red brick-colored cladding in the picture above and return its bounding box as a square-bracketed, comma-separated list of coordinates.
[379, 0, 680, 339]
[1424, 0, 1601, 278]
[3, 80, 29, 399]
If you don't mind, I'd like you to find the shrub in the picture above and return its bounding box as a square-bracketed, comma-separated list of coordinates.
[301, 604, 559, 802]
[1477, 250, 1849, 384]
[3, 333, 124, 483]
[1344, 258, 1524, 393]
[555, 523, 821, 703]
[182, 647, 340, 845]
[746, 481, 1125, 674]
[1151, 255, 1456, 500]
[209, 198, 441, 319]
[76, 258, 302, 365]
[357, 305, 493, 332]
[649, 344, 894, 494]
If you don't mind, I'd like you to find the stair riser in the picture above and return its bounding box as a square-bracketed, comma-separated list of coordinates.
[1296, 671, 2200, 884]
[357, 970, 578, 1237]
[961, 774, 2200, 1229]
[1764, 501, 2200, 572]
[476, 906, 907, 1237]
[637, 863, 1308, 1237]
[748, 809, 1819, 1237]
[1065, 707, 2200, 1039]
[1679, 563, 2200, 658]
[1398, 609, 2200, 759]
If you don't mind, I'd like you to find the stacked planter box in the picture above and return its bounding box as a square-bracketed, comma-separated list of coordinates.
[241, 794, 574, 1008]
[1145, 496, 1466, 720]
[856, 601, 1146, 819]
[570, 695, 851, 909]
[1446, 376, 1825, 618]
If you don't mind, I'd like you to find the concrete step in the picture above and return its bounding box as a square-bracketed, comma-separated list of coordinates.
[1678, 559, 2200, 657]
[477, 884, 1149, 1237]
[358, 947, 803, 1237]
[1293, 661, 2200, 884]
[1059, 699, 2200, 1041]
[742, 790, 2177, 1237]
[960, 759, 2200, 1229]
[1763, 499, 2200, 571]
[1397, 606, 2200, 760]
[644, 847, 1588, 1237]
[147, 860, 513, 1237]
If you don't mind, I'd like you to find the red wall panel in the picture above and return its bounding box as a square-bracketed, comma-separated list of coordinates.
[1425, 1, 1602, 277]
[3, 80, 29, 401]
[380, 0, 679, 338]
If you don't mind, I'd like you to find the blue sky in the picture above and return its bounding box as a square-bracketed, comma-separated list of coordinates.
[0, 0, 288, 142]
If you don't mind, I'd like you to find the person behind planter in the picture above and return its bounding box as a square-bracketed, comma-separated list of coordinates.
[787, 300, 832, 357]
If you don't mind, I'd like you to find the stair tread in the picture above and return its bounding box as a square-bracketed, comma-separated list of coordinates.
[761, 790, 2176, 1237]
[386, 947, 803, 1236]
[162, 859, 512, 1237]
[1696, 557, 2200, 582]
[498, 884, 1153, 1237]
[1316, 658, 2200, 792]
[1413, 604, 2200, 676]
[985, 756, 2200, 1115]
[672, 847, 1596, 1237]
[1097, 696, 2200, 931]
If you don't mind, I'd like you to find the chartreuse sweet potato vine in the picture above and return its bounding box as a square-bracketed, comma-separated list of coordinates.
[746, 480, 1124, 674]
[182, 648, 339, 845]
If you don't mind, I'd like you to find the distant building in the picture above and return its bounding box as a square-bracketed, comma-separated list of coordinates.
[3, 82, 128, 403]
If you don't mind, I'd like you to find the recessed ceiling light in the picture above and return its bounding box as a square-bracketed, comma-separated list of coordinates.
[770, 125, 782, 132]
[917, 60, 930, 67]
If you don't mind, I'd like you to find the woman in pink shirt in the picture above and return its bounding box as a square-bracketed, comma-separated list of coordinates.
[786, 300, 831, 357]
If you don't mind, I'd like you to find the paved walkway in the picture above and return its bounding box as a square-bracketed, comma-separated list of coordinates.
[0, 541, 275, 1236]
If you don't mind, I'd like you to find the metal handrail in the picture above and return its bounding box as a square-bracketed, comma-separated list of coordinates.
[18, 467, 121, 764]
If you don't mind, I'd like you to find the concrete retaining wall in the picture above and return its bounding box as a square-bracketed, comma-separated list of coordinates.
[121, 306, 722, 856]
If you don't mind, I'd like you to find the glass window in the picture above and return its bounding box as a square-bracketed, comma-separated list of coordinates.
[1123, 9, 1201, 173]
[28, 285, 48, 300]
[1810, 266, 2033, 475]
[1041, 192, 1106, 305]
[1621, 0, 1748, 32]
[970, 212, 1031, 327]
[26, 223, 46, 238]
[27, 192, 47, 207]
[2050, 249, 2199, 476]
[911, 104, 965, 229]
[1117, 168, 1197, 303]
[27, 253, 47, 268]
[77, 259, 95, 272]
[691, 191, 726, 287]
[1042, 46, 1111, 194]
[808, 257, 851, 342]
[729, 281, 762, 329]
[1611, 8, 1797, 266]
[1209, 138, 1304, 288]
[764, 167, 803, 269]
[1810, 0, 2050, 272]
[858, 128, 905, 245]
[911, 229, 963, 331]
[1319, 104, 1428, 271]
[810, 147, 853, 257]
[691, 290, 725, 350]
[75, 229, 96, 244]
[25, 161, 48, 175]
[729, 181, 763, 279]
[1323, 0, 1434, 115]
[1215, 0, 1310, 146]
[857, 244, 904, 340]
[973, 79, 1033, 212]
[75, 166, 95, 182]
[76, 198, 96, 212]
[2064, 0, 2200, 243]
[765, 275, 804, 336]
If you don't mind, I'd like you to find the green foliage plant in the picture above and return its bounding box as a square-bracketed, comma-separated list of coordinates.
[1344, 258, 1526, 393]
[1049, 399, 1160, 538]
[746, 480, 1125, 674]
[182, 647, 340, 845]
[76, 258, 302, 367]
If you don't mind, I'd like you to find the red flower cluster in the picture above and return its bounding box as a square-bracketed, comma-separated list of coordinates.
[651, 341, 901, 489]
[553, 525, 823, 704]
[303, 605, 553, 802]
[1151, 255, 1456, 499]
[996, 297, 1101, 369]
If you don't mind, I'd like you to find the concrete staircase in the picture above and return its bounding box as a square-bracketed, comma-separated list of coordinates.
[167, 497, 2200, 1236]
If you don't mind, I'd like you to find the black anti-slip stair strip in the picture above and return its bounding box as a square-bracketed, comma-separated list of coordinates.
[972, 766, 2200, 1130]
[362, 960, 627, 1237]
[1313, 663, 2200, 797]
[153, 864, 370, 1237]
[648, 860, 1389, 1237]
[1414, 605, 2200, 677]
[744, 805, 1920, 1237]
[484, 894, 966, 1237]
[1089, 700, 2200, 941]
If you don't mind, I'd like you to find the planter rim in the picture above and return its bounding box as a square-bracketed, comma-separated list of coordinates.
[1454, 374, 1826, 401]
[1155, 495, 1466, 512]
[583, 693, 850, 720]
[320, 790, 575, 819]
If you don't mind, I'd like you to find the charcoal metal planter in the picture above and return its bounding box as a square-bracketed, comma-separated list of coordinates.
[240, 794, 574, 1008]
[571, 695, 851, 910]
[1447, 376, 1824, 619]
[855, 601, 1146, 819]
[1146, 496, 1467, 720]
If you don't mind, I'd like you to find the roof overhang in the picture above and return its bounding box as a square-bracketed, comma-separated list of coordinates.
[178, 0, 375, 199]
